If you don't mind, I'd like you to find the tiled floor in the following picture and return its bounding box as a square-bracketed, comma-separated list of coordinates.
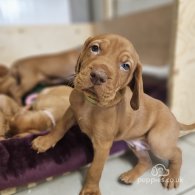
[17, 134, 195, 195]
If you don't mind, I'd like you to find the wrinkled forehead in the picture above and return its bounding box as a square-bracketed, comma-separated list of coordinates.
[89, 34, 138, 61]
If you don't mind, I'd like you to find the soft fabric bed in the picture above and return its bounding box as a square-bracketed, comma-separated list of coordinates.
[0, 128, 127, 191]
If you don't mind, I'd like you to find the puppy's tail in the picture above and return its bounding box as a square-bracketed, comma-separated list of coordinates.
[178, 122, 195, 137]
[179, 122, 195, 130]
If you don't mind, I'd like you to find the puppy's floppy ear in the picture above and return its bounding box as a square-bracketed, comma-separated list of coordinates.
[75, 52, 82, 74]
[130, 61, 143, 110]
[75, 37, 92, 73]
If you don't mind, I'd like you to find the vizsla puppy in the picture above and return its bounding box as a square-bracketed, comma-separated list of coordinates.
[31, 34, 195, 195]
[10, 86, 72, 138]
[0, 65, 21, 104]
[0, 95, 20, 139]
[11, 49, 79, 98]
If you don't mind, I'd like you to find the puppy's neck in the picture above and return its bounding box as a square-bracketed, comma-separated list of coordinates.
[85, 95, 98, 105]
[84, 88, 126, 108]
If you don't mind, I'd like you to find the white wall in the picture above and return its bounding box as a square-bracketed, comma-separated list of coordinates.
[116, 0, 173, 16]
[0, 0, 71, 25]
[92, 0, 174, 21]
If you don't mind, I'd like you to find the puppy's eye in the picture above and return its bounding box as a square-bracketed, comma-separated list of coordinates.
[120, 63, 131, 71]
[90, 44, 100, 54]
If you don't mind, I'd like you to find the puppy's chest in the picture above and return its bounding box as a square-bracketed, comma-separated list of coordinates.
[73, 106, 100, 135]
[72, 104, 116, 137]
[0, 83, 8, 92]
[76, 114, 93, 135]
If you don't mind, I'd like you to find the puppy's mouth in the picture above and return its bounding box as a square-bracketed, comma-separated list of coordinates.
[83, 87, 98, 99]
[75, 72, 116, 105]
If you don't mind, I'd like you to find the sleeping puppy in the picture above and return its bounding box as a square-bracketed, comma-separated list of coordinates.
[11, 49, 79, 98]
[10, 86, 72, 138]
[0, 65, 21, 104]
[0, 95, 20, 139]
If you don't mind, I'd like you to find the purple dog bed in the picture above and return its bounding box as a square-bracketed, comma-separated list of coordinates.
[0, 75, 167, 191]
[0, 128, 127, 190]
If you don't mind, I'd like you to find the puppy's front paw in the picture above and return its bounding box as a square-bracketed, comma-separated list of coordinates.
[79, 187, 101, 195]
[119, 170, 138, 184]
[32, 135, 56, 153]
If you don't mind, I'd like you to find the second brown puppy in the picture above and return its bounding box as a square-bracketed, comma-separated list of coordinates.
[11, 49, 79, 98]
[10, 86, 72, 140]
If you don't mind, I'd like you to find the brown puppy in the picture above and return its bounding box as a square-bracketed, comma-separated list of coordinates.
[0, 65, 21, 104]
[31, 34, 195, 195]
[10, 86, 72, 139]
[11, 49, 79, 98]
[0, 95, 20, 139]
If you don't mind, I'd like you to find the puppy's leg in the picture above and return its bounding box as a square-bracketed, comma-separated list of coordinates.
[32, 107, 75, 153]
[160, 147, 182, 189]
[80, 139, 113, 195]
[148, 127, 182, 189]
[119, 148, 152, 184]
[32, 119, 65, 153]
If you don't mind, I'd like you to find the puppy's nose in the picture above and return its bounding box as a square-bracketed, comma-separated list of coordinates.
[90, 70, 107, 85]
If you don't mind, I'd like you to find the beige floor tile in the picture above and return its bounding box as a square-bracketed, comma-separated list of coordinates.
[179, 187, 195, 195]
[181, 133, 195, 146]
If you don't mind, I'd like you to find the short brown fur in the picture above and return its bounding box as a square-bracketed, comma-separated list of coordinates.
[11, 49, 79, 98]
[31, 34, 195, 195]
[0, 65, 21, 104]
[0, 95, 20, 139]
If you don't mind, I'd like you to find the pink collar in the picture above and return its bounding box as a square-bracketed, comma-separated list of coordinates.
[42, 110, 56, 128]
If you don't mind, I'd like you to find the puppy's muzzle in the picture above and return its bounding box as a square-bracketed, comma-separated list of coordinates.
[90, 69, 107, 85]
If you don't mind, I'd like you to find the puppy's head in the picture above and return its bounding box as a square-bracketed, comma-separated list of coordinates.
[74, 34, 143, 109]
[9, 106, 39, 133]
[9, 107, 52, 136]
